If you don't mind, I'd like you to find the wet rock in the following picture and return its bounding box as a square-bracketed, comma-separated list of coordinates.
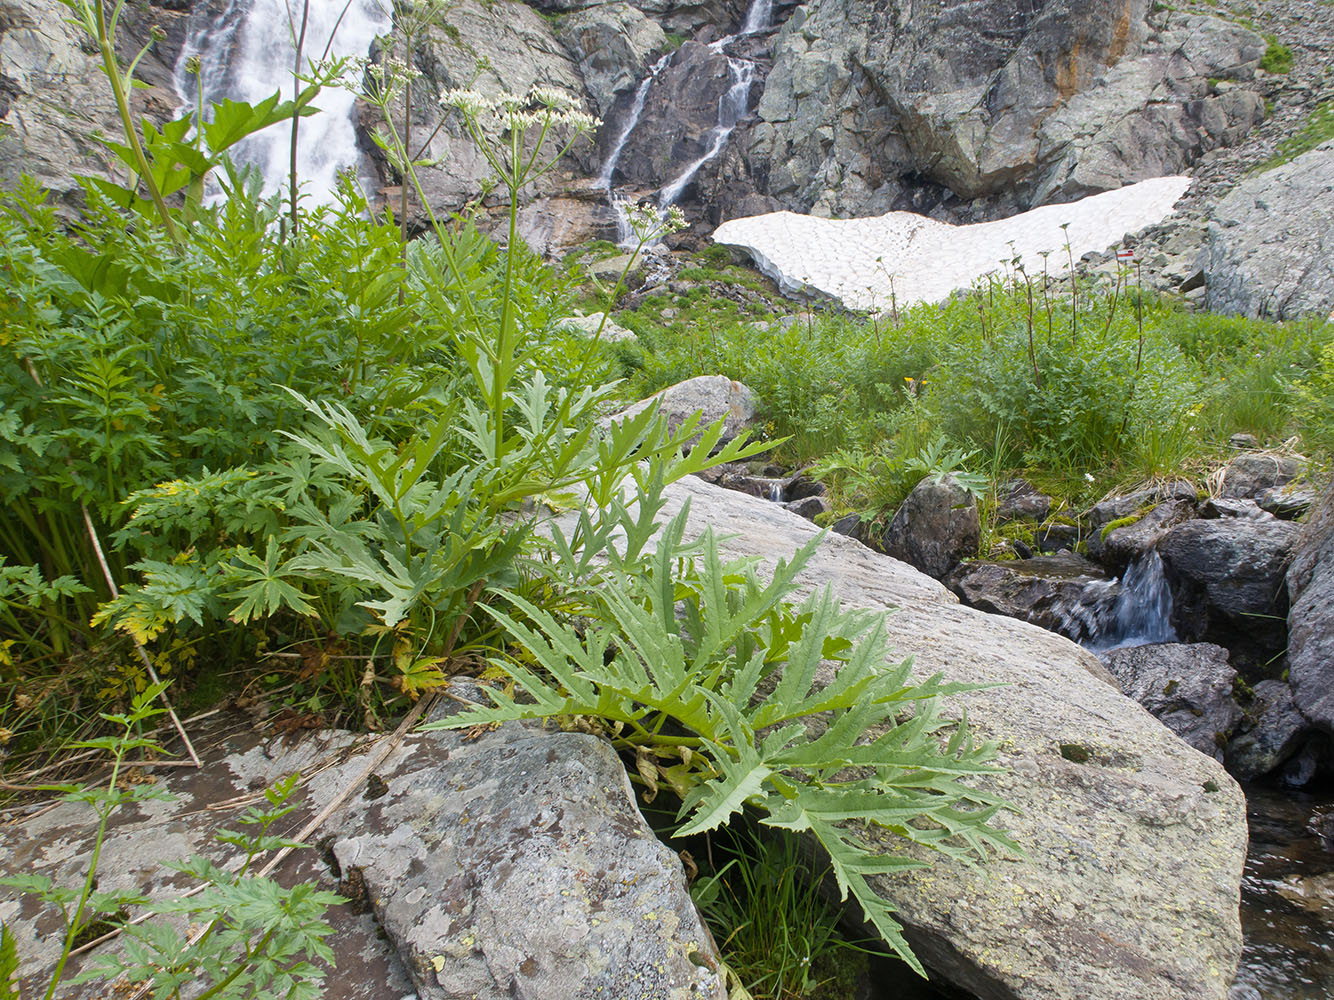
[783, 471, 826, 502]
[1218, 452, 1306, 500]
[608, 41, 736, 193]
[1259, 482, 1318, 520]
[605, 374, 756, 447]
[1288, 483, 1334, 734]
[879, 474, 981, 579]
[718, 471, 785, 500]
[1226, 679, 1313, 781]
[604, 475, 1247, 1000]
[1086, 481, 1197, 545]
[1093, 498, 1197, 572]
[1035, 522, 1081, 553]
[552, 3, 668, 116]
[946, 552, 1115, 644]
[1200, 497, 1273, 520]
[1205, 140, 1334, 320]
[1101, 642, 1243, 762]
[1157, 517, 1299, 659]
[996, 479, 1052, 522]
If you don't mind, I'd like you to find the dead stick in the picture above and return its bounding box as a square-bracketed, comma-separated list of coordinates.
[81, 503, 200, 768]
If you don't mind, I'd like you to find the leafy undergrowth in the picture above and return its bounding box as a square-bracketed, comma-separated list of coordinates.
[584, 257, 1333, 529]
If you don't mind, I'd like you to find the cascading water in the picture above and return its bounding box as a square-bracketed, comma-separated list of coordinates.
[656, 58, 755, 208]
[1048, 550, 1179, 652]
[598, 0, 772, 245]
[176, 0, 390, 204]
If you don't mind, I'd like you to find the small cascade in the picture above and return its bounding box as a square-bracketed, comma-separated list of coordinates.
[1046, 550, 1178, 651]
[1087, 550, 1178, 652]
[597, 0, 772, 244]
[768, 481, 783, 503]
[596, 53, 672, 191]
[177, 0, 390, 204]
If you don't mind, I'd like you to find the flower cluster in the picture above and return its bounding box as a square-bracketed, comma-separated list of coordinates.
[624, 203, 688, 242]
[440, 86, 601, 136]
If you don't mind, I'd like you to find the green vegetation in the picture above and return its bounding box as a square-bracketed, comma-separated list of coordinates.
[1256, 100, 1334, 172]
[603, 268, 1331, 523]
[1, 6, 1013, 992]
[690, 822, 884, 998]
[1259, 35, 1294, 74]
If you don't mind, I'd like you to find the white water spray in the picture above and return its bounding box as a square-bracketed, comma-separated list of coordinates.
[177, 0, 389, 204]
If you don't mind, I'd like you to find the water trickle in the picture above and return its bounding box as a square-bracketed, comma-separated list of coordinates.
[1045, 550, 1179, 650]
[657, 58, 755, 209]
[177, 0, 390, 204]
[1086, 550, 1178, 652]
[597, 53, 672, 192]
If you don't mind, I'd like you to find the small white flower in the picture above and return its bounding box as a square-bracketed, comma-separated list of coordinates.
[1084, 472, 1095, 482]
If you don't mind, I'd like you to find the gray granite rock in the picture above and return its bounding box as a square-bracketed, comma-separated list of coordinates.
[1287, 483, 1334, 733]
[0, 709, 725, 1000]
[750, 0, 1265, 219]
[1101, 642, 1243, 762]
[880, 474, 981, 579]
[1205, 141, 1334, 320]
[1218, 452, 1307, 500]
[336, 704, 725, 1000]
[618, 474, 1246, 1000]
[552, 2, 668, 116]
[605, 374, 757, 447]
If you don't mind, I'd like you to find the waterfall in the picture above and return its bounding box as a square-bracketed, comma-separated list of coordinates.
[596, 0, 772, 244]
[1046, 550, 1179, 651]
[657, 58, 755, 209]
[596, 53, 672, 191]
[177, 0, 390, 204]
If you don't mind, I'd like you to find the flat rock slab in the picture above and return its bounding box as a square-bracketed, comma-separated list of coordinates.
[0, 707, 724, 1000]
[712, 176, 1191, 310]
[643, 474, 1246, 1000]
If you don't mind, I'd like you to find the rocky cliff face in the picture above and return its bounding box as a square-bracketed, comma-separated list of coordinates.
[749, 0, 1266, 220]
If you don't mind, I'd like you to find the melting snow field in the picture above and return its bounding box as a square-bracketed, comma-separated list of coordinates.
[712, 176, 1193, 310]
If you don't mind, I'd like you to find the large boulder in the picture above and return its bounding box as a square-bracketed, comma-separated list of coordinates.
[605, 374, 756, 445]
[749, 0, 1265, 218]
[0, 706, 725, 1000]
[879, 473, 981, 579]
[1101, 642, 1243, 762]
[1205, 141, 1334, 320]
[633, 474, 1247, 1000]
[1288, 483, 1334, 733]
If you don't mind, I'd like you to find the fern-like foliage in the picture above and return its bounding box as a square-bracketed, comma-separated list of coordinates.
[426, 491, 1017, 975]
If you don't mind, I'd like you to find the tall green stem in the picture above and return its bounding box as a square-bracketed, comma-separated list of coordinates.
[92, 0, 181, 245]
